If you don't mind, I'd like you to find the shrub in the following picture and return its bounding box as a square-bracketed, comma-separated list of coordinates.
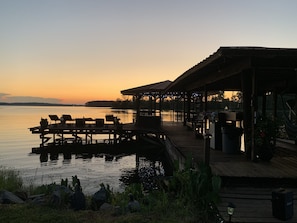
[167, 161, 221, 222]
[0, 167, 23, 192]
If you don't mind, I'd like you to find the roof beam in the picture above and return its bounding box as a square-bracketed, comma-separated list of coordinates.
[184, 57, 251, 91]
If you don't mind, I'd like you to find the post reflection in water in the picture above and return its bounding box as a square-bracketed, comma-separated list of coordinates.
[0, 106, 173, 194]
[37, 143, 171, 193]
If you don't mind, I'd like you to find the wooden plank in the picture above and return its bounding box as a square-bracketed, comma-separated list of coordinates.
[218, 187, 297, 223]
[164, 122, 297, 180]
[163, 122, 297, 222]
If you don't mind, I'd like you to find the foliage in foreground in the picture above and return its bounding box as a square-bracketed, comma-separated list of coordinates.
[167, 160, 222, 222]
[0, 162, 223, 223]
[0, 166, 23, 192]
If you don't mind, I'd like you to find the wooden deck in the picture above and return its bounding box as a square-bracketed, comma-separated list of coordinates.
[218, 187, 297, 223]
[30, 121, 164, 149]
[162, 122, 297, 223]
[162, 122, 297, 181]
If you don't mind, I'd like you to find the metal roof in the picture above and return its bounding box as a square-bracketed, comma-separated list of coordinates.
[166, 46, 297, 94]
[121, 80, 172, 96]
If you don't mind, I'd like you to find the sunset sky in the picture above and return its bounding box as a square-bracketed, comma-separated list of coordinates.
[1, 0, 297, 104]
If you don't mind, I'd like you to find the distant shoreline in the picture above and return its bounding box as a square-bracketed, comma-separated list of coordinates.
[0, 100, 118, 107]
[0, 102, 84, 107]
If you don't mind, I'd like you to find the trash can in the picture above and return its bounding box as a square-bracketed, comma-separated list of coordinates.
[272, 189, 294, 221]
[221, 126, 242, 154]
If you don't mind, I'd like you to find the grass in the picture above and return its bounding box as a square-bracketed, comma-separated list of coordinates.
[0, 201, 203, 223]
[0, 164, 223, 223]
[0, 205, 147, 223]
[0, 166, 23, 192]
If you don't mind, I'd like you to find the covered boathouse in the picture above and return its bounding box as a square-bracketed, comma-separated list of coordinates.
[121, 80, 172, 122]
[121, 46, 297, 222]
[165, 46, 297, 161]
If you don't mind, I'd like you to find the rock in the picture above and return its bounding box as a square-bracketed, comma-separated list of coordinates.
[91, 185, 108, 210]
[32, 196, 47, 206]
[127, 200, 140, 212]
[50, 185, 73, 207]
[127, 193, 140, 212]
[100, 202, 113, 211]
[71, 190, 86, 211]
[0, 190, 25, 204]
[15, 191, 28, 201]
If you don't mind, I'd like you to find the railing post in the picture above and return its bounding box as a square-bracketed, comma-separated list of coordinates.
[204, 133, 211, 166]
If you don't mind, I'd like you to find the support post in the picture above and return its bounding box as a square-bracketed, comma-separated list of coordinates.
[187, 91, 191, 124]
[135, 95, 141, 123]
[273, 89, 277, 119]
[251, 68, 258, 161]
[241, 70, 252, 159]
[204, 134, 211, 166]
[183, 93, 186, 125]
[159, 94, 163, 117]
[204, 87, 208, 134]
[262, 92, 266, 117]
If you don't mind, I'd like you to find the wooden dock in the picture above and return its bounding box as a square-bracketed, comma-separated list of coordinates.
[162, 122, 297, 223]
[29, 117, 297, 222]
[29, 115, 165, 154]
[162, 122, 297, 182]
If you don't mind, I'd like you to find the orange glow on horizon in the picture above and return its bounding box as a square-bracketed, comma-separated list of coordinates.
[2, 1, 296, 104]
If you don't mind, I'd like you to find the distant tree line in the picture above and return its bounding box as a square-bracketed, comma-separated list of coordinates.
[85, 100, 114, 107]
[109, 96, 244, 111]
[86, 91, 295, 116]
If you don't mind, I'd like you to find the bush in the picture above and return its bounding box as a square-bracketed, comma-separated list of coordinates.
[0, 167, 23, 192]
[167, 161, 222, 222]
[0, 162, 223, 222]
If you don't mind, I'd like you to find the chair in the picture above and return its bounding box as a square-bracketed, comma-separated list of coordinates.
[105, 114, 114, 122]
[49, 115, 60, 124]
[62, 114, 72, 120]
[61, 114, 73, 124]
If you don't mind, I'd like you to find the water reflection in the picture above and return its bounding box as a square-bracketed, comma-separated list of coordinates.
[62, 159, 71, 165]
[36, 147, 171, 191]
[0, 106, 174, 193]
[120, 156, 167, 191]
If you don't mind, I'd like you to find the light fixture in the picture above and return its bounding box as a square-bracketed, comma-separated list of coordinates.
[227, 202, 235, 223]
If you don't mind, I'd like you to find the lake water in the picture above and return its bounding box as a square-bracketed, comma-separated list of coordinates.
[0, 106, 177, 194]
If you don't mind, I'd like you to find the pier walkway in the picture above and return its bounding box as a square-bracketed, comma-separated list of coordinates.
[162, 122, 297, 223]
[29, 114, 165, 153]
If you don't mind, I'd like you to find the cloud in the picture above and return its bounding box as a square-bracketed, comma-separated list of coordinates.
[0, 93, 61, 104]
[0, 93, 10, 98]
